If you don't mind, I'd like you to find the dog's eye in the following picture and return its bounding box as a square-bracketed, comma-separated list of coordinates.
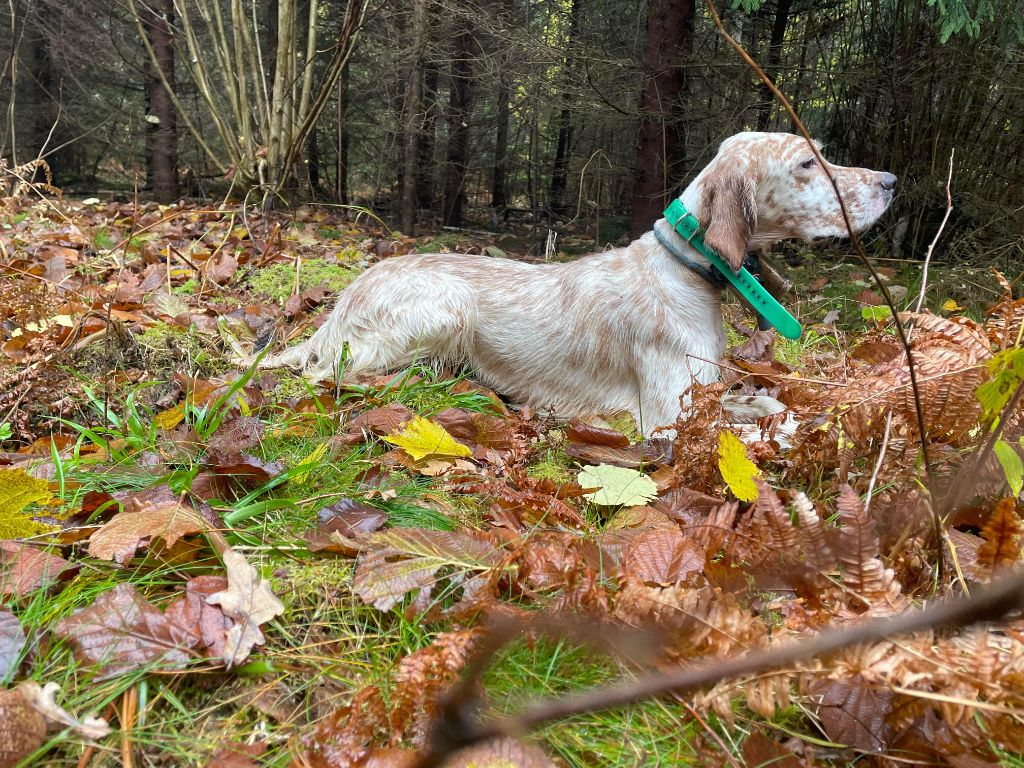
[800, 158, 816, 169]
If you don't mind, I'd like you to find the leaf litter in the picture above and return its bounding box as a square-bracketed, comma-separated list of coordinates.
[2, 196, 1024, 765]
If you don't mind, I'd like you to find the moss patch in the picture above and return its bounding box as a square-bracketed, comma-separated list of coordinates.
[248, 258, 361, 304]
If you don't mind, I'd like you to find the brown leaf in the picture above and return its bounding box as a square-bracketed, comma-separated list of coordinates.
[202, 740, 267, 768]
[306, 499, 388, 555]
[53, 583, 199, 677]
[163, 575, 233, 660]
[977, 498, 1023, 577]
[302, 686, 388, 768]
[566, 418, 629, 448]
[808, 675, 893, 752]
[808, 276, 830, 291]
[564, 439, 671, 469]
[0, 541, 77, 596]
[855, 289, 884, 306]
[741, 731, 802, 768]
[624, 527, 705, 585]
[202, 251, 238, 284]
[350, 403, 415, 436]
[0, 607, 26, 679]
[0, 687, 47, 766]
[732, 328, 776, 363]
[87, 499, 209, 563]
[205, 448, 282, 487]
[353, 528, 502, 612]
[206, 548, 285, 667]
[206, 416, 265, 452]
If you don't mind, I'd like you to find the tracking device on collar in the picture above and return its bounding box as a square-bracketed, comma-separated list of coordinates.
[661, 199, 803, 340]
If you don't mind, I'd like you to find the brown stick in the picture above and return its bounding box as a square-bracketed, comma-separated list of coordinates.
[411, 571, 1024, 768]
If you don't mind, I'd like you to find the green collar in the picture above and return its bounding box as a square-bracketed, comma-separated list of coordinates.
[661, 199, 803, 340]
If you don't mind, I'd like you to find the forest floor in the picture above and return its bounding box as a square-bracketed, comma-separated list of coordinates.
[1, 195, 1023, 768]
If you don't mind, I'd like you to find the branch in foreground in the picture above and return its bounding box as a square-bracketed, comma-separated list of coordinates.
[412, 571, 1024, 768]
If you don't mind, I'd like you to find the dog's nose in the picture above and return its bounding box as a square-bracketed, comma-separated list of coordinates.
[879, 172, 897, 191]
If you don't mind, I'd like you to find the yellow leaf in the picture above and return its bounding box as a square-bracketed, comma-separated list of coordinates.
[0, 468, 53, 538]
[717, 431, 761, 502]
[941, 298, 963, 312]
[383, 415, 472, 462]
[154, 402, 186, 430]
[293, 442, 329, 484]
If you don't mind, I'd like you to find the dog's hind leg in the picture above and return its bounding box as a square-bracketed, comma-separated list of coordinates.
[260, 268, 477, 382]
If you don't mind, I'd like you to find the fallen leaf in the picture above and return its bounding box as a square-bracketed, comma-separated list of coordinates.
[577, 464, 657, 506]
[202, 741, 267, 768]
[565, 418, 629, 448]
[0, 541, 77, 596]
[717, 431, 760, 502]
[808, 675, 893, 752]
[624, 528, 705, 585]
[0, 687, 47, 766]
[741, 731, 802, 768]
[383, 416, 472, 462]
[53, 583, 198, 677]
[87, 499, 209, 563]
[447, 737, 557, 767]
[350, 403, 415, 436]
[306, 499, 388, 556]
[16, 681, 111, 739]
[353, 528, 501, 612]
[0, 467, 51, 534]
[0, 607, 26, 679]
[206, 548, 285, 667]
[154, 402, 186, 430]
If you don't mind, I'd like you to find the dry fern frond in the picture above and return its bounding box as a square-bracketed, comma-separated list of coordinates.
[792, 491, 835, 573]
[791, 311, 993, 482]
[671, 381, 727, 494]
[614, 582, 765, 660]
[976, 498, 1023, 578]
[834, 486, 907, 614]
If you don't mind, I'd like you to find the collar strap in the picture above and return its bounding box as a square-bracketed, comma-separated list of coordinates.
[661, 199, 803, 340]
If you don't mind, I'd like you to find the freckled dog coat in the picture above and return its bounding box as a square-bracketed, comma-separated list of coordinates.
[262, 132, 896, 433]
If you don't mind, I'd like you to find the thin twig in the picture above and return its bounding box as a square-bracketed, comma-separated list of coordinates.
[915, 149, 956, 313]
[864, 410, 894, 513]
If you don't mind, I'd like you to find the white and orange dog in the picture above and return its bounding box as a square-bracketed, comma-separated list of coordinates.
[262, 132, 896, 433]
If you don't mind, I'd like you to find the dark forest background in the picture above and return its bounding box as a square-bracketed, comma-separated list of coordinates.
[1, 0, 1022, 260]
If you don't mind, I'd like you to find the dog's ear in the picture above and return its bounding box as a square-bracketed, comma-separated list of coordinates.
[698, 167, 757, 273]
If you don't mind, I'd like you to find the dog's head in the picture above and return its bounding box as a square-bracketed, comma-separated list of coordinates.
[690, 132, 896, 271]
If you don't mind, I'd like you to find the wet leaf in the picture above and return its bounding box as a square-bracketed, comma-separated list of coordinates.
[353, 528, 501, 611]
[565, 418, 629, 448]
[0, 687, 47, 766]
[0, 541, 77, 596]
[624, 527, 705, 585]
[53, 583, 199, 677]
[0, 607, 26, 679]
[87, 498, 209, 563]
[808, 676, 893, 752]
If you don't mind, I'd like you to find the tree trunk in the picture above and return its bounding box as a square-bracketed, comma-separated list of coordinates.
[144, 0, 179, 202]
[756, 0, 793, 131]
[416, 61, 439, 210]
[491, 70, 510, 215]
[549, 0, 582, 216]
[442, 27, 473, 227]
[628, 0, 694, 237]
[400, 0, 428, 234]
[336, 61, 349, 204]
[307, 124, 320, 192]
